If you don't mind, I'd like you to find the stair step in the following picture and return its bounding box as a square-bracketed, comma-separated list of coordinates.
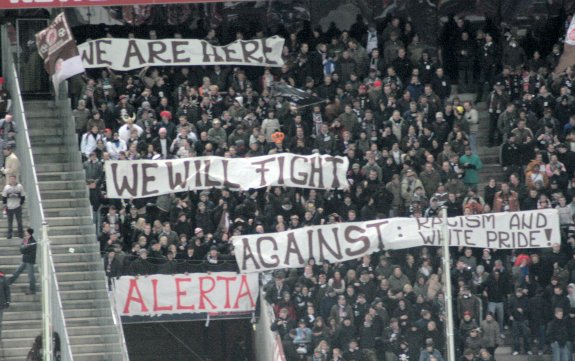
[60, 289, 107, 301]
[71, 343, 115, 354]
[38, 180, 87, 191]
[69, 334, 118, 346]
[40, 189, 87, 199]
[58, 271, 106, 282]
[51, 243, 99, 254]
[45, 216, 94, 227]
[66, 325, 120, 337]
[37, 170, 85, 181]
[30, 136, 69, 145]
[66, 316, 109, 327]
[54, 261, 103, 273]
[42, 198, 91, 209]
[62, 298, 110, 309]
[0, 346, 35, 358]
[59, 279, 103, 291]
[51, 252, 100, 263]
[35, 162, 82, 173]
[1, 337, 39, 349]
[3, 310, 41, 321]
[0, 248, 26, 257]
[65, 307, 111, 318]
[2, 327, 43, 339]
[29, 127, 64, 137]
[72, 352, 125, 361]
[3, 300, 41, 312]
[45, 207, 92, 217]
[35, 153, 74, 163]
[50, 234, 97, 244]
[8, 291, 43, 303]
[32, 145, 72, 154]
[47, 224, 96, 235]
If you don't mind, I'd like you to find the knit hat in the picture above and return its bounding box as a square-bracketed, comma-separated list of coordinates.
[160, 111, 172, 120]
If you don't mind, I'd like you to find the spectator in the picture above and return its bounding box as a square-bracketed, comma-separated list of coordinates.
[62, 17, 575, 361]
[546, 307, 573, 361]
[508, 288, 531, 355]
[2, 175, 24, 239]
[8, 228, 36, 294]
[2, 144, 19, 185]
[459, 146, 482, 188]
[479, 312, 500, 356]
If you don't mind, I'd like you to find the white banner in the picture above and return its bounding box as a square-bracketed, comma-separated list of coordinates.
[78, 36, 284, 70]
[233, 209, 560, 273]
[104, 154, 349, 198]
[113, 272, 259, 316]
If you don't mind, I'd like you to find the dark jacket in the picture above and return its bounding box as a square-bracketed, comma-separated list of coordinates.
[546, 316, 572, 346]
[484, 273, 510, 303]
[0, 273, 10, 309]
[21, 236, 37, 264]
[508, 295, 529, 322]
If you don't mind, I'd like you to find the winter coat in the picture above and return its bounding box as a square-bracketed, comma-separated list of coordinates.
[546, 317, 572, 346]
[480, 319, 500, 348]
[459, 154, 482, 185]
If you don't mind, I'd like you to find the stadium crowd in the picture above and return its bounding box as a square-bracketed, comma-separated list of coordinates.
[68, 13, 575, 361]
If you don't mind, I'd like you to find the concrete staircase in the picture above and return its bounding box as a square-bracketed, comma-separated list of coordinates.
[26, 100, 126, 361]
[0, 208, 43, 361]
[456, 94, 544, 361]
[475, 100, 505, 193]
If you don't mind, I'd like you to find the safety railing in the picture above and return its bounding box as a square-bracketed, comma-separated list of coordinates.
[256, 290, 287, 361]
[56, 80, 130, 361]
[1, 25, 73, 361]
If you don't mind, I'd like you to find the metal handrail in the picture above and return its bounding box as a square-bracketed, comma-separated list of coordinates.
[108, 279, 131, 361]
[48, 245, 74, 361]
[57, 80, 130, 361]
[1, 24, 73, 361]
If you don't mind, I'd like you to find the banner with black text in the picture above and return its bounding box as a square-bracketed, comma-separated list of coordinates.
[78, 36, 284, 70]
[233, 209, 560, 273]
[104, 154, 349, 198]
[114, 272, 259, 317]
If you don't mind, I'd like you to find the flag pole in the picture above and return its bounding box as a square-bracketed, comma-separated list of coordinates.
[440, 207, 456, 361]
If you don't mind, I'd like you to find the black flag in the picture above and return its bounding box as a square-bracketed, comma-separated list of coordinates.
[271, 82, 327, 108]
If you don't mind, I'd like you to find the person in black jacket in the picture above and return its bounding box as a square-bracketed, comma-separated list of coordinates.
[483, 270, 510, 335]
[529, 288, 551, 355]
[8, 227, 36, 294]
[455, 31, 476, 93]
[0, 270, 10, 339]
[508, 288, 531, 355]
[546, 308, 573, 361]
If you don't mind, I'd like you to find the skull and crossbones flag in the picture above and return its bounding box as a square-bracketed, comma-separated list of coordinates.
[35, 13, 85, 91]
